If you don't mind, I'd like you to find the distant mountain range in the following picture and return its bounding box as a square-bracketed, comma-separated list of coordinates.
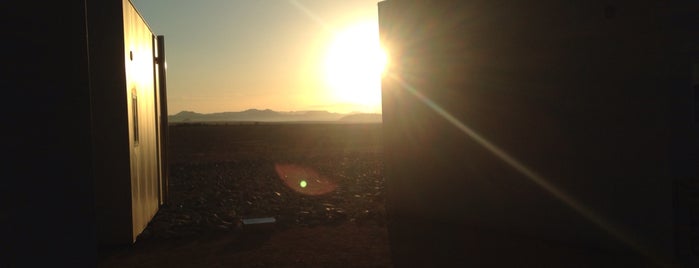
[169, 109, 382, 123]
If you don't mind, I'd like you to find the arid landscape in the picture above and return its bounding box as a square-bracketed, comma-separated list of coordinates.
[97, 123, 392, 267]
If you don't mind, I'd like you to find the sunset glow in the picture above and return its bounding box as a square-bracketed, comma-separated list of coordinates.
[324, 21, 386, 111]
[133, 1, 384, 115]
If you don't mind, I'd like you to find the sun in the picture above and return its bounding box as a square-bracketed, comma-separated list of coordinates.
[324, 21, 387, 110]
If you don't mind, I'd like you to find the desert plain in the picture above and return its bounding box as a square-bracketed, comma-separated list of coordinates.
[97, 122, 392, 267]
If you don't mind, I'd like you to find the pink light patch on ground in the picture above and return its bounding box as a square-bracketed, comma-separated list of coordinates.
[275, 163, 337, 195]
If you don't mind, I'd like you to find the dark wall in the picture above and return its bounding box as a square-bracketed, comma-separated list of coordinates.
[87, 0, 133, 246]
[3, 1, 97, 267]
[379, 0, 698, 266]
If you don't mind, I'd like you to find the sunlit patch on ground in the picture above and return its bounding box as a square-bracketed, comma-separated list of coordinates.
[275, 163, 337, 195]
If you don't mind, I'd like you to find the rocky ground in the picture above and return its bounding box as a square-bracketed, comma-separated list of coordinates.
[97, 123, 393, 267]
[142, 153, 386, 240]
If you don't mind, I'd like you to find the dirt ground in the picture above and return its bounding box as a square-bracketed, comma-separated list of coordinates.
[97, 123, 393, 267]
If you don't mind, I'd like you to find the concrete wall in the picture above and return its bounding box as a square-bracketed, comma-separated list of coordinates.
[379, 0, 698, 266]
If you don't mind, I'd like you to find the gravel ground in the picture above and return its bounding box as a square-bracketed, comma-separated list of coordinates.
[141, 154, 387, 240]
[98, 123, 392, 267]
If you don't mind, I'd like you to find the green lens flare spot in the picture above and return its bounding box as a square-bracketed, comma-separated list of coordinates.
[300, 180, 308, 188]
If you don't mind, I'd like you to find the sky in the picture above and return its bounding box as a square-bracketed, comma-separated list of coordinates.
[131, 0, 384, 115]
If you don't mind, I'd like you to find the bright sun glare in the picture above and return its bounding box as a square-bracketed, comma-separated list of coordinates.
[324, 21, 387, 110]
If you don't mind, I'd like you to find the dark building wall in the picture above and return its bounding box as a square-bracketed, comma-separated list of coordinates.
[3, 1, 97, 267]
[156, 35, 170, 207]
[88, 0, 134, 246]
[3, 0, 168, 265]
[379, 0, 698, 266]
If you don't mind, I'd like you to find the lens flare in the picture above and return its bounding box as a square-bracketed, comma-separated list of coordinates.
[275, 164, 336, 195]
